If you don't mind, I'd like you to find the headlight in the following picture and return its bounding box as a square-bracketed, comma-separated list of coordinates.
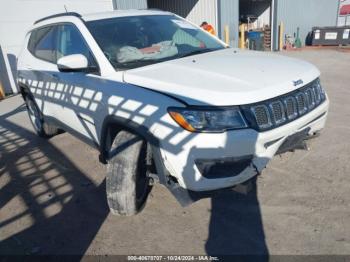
[168, 107, 248, 132]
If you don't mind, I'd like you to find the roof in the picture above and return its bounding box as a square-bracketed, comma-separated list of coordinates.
[340, 4, 350, 16]
[82, 9, 172, 22]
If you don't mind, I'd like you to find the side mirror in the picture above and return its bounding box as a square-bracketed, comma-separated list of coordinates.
[57, 54, 95, 73]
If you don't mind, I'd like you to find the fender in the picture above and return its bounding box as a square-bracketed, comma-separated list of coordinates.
[99, 114, 210, 207]
[18, 82, 31, 99]
[99, 115, 169, 185]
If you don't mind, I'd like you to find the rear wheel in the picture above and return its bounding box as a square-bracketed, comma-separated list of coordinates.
[24, 95, 58, 137]
[107, 130, 153, 216]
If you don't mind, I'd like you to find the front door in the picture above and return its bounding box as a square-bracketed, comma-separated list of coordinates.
[54, 23, 102, 145]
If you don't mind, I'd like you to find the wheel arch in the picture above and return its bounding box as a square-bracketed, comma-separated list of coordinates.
[18, 82, 32, 100]
[99, 115, 169, 185]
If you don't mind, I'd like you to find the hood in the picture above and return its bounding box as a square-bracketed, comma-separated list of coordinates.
[123, 48, 320, 106]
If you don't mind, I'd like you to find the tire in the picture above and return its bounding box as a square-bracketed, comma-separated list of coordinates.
[24, 95, 58, 137]
[107, 130, 152, 216]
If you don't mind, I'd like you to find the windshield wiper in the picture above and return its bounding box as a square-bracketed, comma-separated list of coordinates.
[179, 48, 219, 58]
[117, 59, 161, 69]
[115, 49, 220, 70]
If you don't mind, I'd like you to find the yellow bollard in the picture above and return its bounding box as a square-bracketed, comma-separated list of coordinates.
[224, 25, 230, 45]
[240, 24, 245, 49]
[279, 21, 284, 51]
[0, 79, 5, 100]
[0, 45, 6, 100]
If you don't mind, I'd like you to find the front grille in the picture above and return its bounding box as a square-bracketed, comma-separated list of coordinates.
[284, 97, 298, 120]
[305, 88, 316, 109]
[296, 93, 308, 115]
[243, 79, 326, 131]
[251, 105, 272, 129]
[270, 101, 286, 125]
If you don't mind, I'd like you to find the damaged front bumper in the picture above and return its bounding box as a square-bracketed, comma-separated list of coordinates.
[157, 98, 329, 204]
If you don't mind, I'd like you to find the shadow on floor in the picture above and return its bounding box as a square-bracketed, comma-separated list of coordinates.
[1, 103, 269, 258]
[206, 177, 269, 259]
[0, 104, 109, 256]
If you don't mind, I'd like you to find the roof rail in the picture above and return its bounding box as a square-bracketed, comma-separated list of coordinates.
[34, 12, 82, 25]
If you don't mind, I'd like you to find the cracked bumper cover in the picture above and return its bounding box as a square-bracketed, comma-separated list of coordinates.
[158, 99, 329, 192]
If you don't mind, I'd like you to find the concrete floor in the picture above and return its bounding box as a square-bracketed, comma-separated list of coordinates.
[0, 50, 349, 256]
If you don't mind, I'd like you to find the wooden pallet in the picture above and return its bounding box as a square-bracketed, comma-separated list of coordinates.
[264, 26, 272, 50]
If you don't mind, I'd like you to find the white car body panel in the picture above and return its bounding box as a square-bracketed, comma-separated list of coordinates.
[123, 48, 321, 106]
[157, 100, 329, 190]
[17, 10, 329, 193]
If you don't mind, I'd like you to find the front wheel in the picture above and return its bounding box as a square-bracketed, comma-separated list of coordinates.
[107, 130, 153, 216]
[24, 95, 58, 137]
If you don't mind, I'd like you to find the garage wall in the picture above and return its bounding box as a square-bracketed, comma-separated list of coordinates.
[0, 0, 113, 93]
[274, 0, 339, 49]
[218, 0, 239, 47]
[113, 0, 147, 9]
[148, 0, 218, 31]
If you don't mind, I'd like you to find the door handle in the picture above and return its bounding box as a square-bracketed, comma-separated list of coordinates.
[23, 64, 33, 70]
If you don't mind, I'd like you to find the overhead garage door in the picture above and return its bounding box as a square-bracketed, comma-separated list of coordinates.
[148, 0, 218, 31]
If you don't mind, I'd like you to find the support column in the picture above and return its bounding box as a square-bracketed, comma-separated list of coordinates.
[217, 0, 239, 47]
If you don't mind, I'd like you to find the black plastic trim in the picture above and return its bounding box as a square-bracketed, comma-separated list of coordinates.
[195, 155, 254, 179]
[276, 128, 311, 155]
[264, 137, 284, 149]
[34, 12, 83, 25]
[240, 78, 326, 132]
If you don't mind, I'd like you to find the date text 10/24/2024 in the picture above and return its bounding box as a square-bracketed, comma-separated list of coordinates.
[127, 256, 220, 261]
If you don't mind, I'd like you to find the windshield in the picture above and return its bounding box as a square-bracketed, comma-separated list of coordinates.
[86, 15, 225, 70]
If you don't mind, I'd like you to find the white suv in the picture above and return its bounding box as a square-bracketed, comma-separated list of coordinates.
[17, 10, 329, 215]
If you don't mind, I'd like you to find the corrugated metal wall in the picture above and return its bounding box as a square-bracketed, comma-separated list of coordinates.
[113, 0, 147, 9]
[148, 0, 218, 32]
[274, 0, 339, 49]
[218, 0, 239, 47]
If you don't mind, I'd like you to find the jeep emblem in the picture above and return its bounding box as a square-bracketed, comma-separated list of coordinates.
[293, 79, 303, 86]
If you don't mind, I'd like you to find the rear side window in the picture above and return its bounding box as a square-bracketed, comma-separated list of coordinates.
[28, 26, 57, 63]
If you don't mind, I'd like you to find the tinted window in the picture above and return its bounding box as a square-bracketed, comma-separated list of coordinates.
[57, 24, 96, 67]
[29, 26, 57, 63]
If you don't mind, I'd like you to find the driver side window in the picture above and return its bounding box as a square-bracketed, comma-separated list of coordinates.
[57, 24, 97, 67]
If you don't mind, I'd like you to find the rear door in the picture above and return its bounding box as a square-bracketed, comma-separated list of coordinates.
[19, 25, 61, 117]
